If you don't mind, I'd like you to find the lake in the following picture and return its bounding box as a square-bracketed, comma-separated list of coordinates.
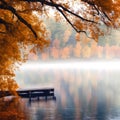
[15, 62, 120, 120]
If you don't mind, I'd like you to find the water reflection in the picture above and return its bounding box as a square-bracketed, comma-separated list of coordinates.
[0, 97, 29, 120]
[16, 69, 120, 120]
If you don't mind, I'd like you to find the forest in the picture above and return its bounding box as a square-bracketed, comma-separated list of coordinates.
[29, 18, 120, 61]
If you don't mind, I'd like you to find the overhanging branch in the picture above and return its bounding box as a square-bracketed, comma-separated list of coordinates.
[0, 18, 12, 32]
[22, 0, 97, 24]
[0, 0, 37, 38]
[0, 0, 113, 38]
[56, 7, 92, 38]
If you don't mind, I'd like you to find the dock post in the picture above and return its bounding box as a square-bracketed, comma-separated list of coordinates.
[37, 96, 39, 101]
[45, 96, 47, 100]
[29, 91, 31, 101]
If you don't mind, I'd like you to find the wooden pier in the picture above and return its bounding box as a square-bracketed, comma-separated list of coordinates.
[0, 88, 56, 101]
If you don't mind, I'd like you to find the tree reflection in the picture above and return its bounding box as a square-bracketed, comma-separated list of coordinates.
[16, 69, 120, 120]
[0, 97, 29, 120]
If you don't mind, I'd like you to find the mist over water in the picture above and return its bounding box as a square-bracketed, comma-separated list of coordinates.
[19, 60, 120, 70]
[15, 61, 120, 120]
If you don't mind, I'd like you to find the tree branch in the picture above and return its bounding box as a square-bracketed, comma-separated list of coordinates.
[24, 0, 97, 23]
[0, 31, 6, 34]
[56, 7, 92, 38]
[0, 18, 12, 32]
[0, 0, 37, 38]
[82, 0, 112, 22]
[0, 0, 112, 38]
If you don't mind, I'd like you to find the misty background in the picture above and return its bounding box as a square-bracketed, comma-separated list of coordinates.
[27, 18, 120, 62]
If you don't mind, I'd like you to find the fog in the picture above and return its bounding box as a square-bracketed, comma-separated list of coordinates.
[19, 60, 120, 70]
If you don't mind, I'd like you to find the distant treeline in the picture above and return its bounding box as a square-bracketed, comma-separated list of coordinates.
[28, 18, 120, 61]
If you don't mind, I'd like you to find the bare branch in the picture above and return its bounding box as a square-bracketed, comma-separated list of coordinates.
[102, 11, 111, 21]
[56, 7, 92, 38]
[21, 0, 97, 23]
[57, 5, 97, 23]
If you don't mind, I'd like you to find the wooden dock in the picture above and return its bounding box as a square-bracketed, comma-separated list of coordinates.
[0, 88, 56, 101]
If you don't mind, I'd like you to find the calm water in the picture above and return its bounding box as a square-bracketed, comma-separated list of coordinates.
[16, 68, 120, 120]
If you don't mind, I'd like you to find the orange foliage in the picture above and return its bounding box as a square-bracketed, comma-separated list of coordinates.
[73, 42, 82, 57]
[75, 33, 81, 41]
[41, 52, 49, 60]
[63, 29, 72, 43]
[97, 46, 104, 58]
[61, 47, 70, 59]
[28, 52, 38, 61]
[0, 1, 50, 91]
[82, 46, 91, 58]
[38, 39, 120, 60]
[51, 47, 60, 59]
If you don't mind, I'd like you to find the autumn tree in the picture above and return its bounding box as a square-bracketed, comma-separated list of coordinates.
[0, 0, 120, 91]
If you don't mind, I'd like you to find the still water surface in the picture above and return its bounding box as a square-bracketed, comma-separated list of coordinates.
[16, 68, 120, 120]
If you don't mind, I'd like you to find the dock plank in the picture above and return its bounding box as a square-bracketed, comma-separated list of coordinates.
[0, 88, 55, 101]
